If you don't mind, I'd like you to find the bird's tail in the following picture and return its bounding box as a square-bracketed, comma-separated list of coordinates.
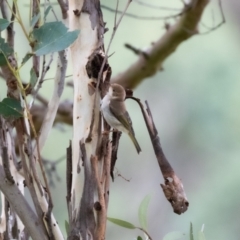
[129, 133, 141, 154]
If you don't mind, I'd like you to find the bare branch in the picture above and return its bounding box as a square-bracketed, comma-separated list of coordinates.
[112, 0, 210, 89]
[128, 97, 189, 214]
[37, 51, 67, 151]
[101, 5, 184, 21]
[0, 165, 48, 240]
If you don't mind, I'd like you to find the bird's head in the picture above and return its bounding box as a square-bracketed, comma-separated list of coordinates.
[109, 83, 126, 101]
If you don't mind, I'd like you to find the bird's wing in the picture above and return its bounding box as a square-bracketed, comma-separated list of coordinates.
[109, 102, 135, 134]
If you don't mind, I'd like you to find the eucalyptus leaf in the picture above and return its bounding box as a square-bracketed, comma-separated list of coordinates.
[0, 18, 10, 31]
[32, 21, 79, 56]
[138, 194, 151, 231]
[30, 68, 38, 89]
[137, 236, 143, 240]
[107, 217, 136, 229]
[163, 231, 185, 240]
[0, 37, 13, 66]
[31, 13, 40, 28]
[21, 52, 33, 65]
[0, 98, 23, 119]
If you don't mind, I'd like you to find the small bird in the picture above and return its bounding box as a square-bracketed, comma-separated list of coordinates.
[101, 83, 141, 154]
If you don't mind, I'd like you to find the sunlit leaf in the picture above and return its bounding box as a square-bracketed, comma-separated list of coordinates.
[0, 18, 10, 31]
[107, 217, 136, 229]
[32, 21, 79, 56]
[0, 98, 23, 119]
[138, 194, 151, 231]
[163, 231, 185, 240]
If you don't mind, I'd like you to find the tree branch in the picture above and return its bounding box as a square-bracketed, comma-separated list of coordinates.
[0, 165, 48, 240]
[112, 0, 210, 89]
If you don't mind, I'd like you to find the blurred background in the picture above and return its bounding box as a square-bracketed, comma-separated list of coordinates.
[1, 0, 240, 239]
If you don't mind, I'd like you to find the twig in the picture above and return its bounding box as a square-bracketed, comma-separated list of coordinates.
[101, 4, 184, 21]
[37, 51, 66, 151]
[46, 0, 58, 21]
[0, 165, 48, 240]
[128, 97, 189, 214]
[199, 0, 225, 35]
[103, 141, 111, 210]
[31, 54, 54, 107]
[133, 0, 181, 11]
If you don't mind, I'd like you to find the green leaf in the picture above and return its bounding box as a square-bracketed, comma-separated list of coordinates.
[198, 231, 206, 240]
[21, 52, 33, 65]
[30, 68, 38, 89]
[32, 21, 79, 56]
[163, 231, 185, 240]
[0, 37, 13, 66]
[0, 98, 23, 119]
[190, 222, 194, 240]
[107, 217, 136, 229]
[31, 13, 40, 28]
[0, 18, 10, 31]
[137, 236, 143, 240]
[44, 6, 52, 21]
[65, 220, 69, 234]
[138, 194, 151, 231]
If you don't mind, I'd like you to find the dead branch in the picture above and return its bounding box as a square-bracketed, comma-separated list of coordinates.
[129, 97, 189, 214]
[112, 0, 210, 88]
[0, 165, 48, 240]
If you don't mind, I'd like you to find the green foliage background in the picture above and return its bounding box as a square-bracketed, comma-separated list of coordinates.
[0, 1, 239, 239]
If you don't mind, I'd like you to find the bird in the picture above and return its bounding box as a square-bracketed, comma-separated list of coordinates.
[100, 83, 141, 154]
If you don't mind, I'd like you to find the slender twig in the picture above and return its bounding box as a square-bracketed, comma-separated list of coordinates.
[31, 54, 54, 108]
[101, 4, 184, 21]
[199, 0, 225, 35]
[46, 0, 58, 21]
[133, 0, 181, 11]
